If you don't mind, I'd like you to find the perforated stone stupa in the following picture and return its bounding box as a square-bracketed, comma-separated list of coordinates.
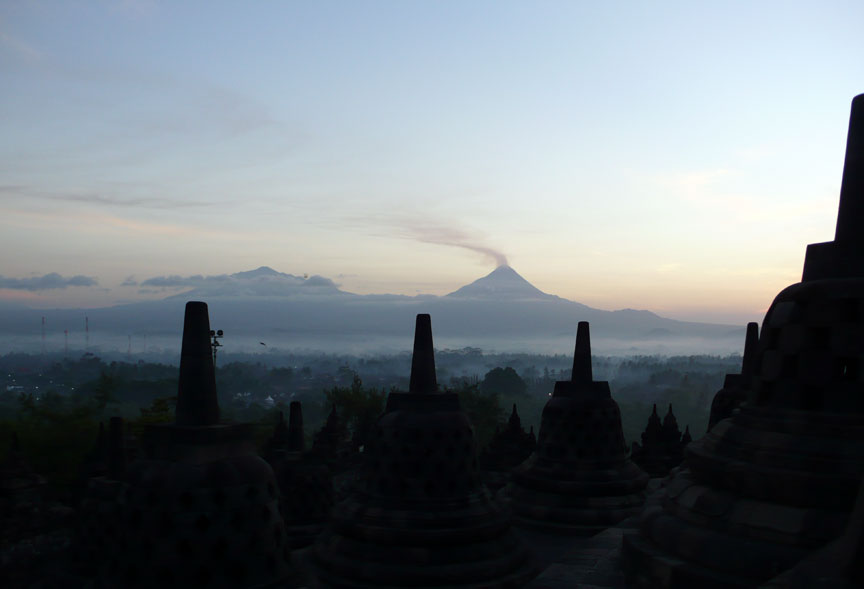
[311, 313, 537, 587]
[107, 301, 289, 588]
[264, 401, 334, 549]
[623, 93, 864, 587]
[707, 321, 759, 430]
[630, 404, 690, 478]
[505, 321, 649, 534]
[310, 402, 352, 465]
[75, 417, 128, 577]
[480, 404, 536, 491]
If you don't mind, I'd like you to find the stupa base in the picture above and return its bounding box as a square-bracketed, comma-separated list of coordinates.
[311, 495, 539, 588]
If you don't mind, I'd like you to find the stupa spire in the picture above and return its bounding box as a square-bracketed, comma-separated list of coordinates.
[408, 314, 438, 394]
[682, 425, 692, 446]
[835, 93, 864, 243]
[803, 94, 864, 280]
[271, 411, 289, 448]
[287, 400, 304, 452]
[571, 321, 593, 383]
[174, 301, 219, 426]
[741, 321, 759, 388]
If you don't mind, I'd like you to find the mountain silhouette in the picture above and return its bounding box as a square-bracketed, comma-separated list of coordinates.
[163, 266, 344, 299]
[0, 265, 745, 354]
[447, 265, 558, 301]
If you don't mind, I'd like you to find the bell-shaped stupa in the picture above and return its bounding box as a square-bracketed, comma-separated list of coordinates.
[623, 94, 864, 587]
[311, 314, 537, 587]
[505, 321, 649, 534]
[480, 404, 536, 491]
[265, 401, 334, 549]
[707, 322, 759, 430]
[107, 302, 289, 588]
[75, 417, 128, 577]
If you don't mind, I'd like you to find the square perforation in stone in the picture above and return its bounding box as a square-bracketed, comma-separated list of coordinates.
[769, 301, 799, 327]
[807, 326, 831, 350]
[780, 354, 799, 379]
[838, 298, 861, 322]
[755, 380, 773, 405]
[834, 357, 860, 382]
[801, 385, 823, 411]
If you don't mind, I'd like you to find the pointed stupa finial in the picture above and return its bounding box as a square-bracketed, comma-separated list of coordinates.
[682, 425, 692, 445]
[741, 322, 759, 387]
[94, 421, 107, 459]
[287, 400, 304, 452]
[571, 321, 593, 383]
[666, 404, 674, 417]
[835, 93, 864, 244]
[652, 404, 658, 416]
[175, 301, 220, 426]
[409, 314, 438, 394]
[803, 94, 864, 280]
[272, 410, 288, 444]
[508, 403, 521, 431]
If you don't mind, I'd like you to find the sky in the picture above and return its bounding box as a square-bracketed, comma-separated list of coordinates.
[1, 1, 863, 324]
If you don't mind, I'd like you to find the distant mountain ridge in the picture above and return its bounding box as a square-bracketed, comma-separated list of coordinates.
[165, 266, 345, 299]
[0, 265, 745, 354]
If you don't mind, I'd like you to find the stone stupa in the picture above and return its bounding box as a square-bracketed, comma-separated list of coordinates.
[106, 302, 290, 588]
[623, 93, 864, 587]
[264, 401, 334, 549]
[311, 314, 537, 587]
[75, 417, 127, 577]
[479, 403, 536, 491]
[505, 321, 649, 534]
[707, 321, 759, 430]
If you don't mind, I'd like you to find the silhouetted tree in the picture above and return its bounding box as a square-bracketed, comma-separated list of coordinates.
[448, 381, 504, 449]
[324, 374, 386, 449]
[480, 367, 527, 397]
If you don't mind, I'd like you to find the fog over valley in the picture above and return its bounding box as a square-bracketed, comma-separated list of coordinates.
[0, 265, 747, 357]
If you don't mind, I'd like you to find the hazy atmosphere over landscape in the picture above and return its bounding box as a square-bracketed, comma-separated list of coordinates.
[2, 1, 864, 336]
[5, 5, 864, 587]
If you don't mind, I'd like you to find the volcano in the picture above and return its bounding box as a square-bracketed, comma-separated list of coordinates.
[446, 265, 558, 301]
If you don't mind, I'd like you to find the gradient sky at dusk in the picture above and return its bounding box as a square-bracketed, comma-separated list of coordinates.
[1, 1, 863, 324]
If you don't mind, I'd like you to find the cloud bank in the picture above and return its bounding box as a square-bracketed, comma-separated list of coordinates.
[138, 267, 341, 297]
[0, 273, 98, 291]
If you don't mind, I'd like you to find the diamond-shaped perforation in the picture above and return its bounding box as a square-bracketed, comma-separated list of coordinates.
[365, 413, 479, 500]
[752, 284, 864, 412]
